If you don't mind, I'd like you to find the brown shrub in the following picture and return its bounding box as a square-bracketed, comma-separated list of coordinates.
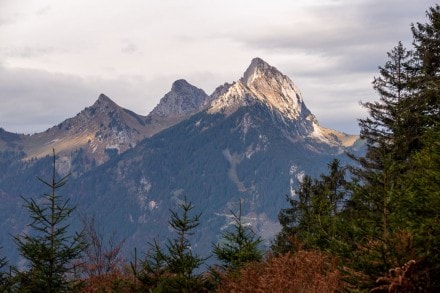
[370, 259, 423, 293]
[80, 271, 138, 293]
[216, 250, 344, 293]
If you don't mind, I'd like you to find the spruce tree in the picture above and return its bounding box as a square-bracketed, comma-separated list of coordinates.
[165, 198, 204, 280]
[14, 150, 86, 292]
[360, 41, 415, 161]
[411, 5, 440, 131]
[346, 5, 440, 287]
[273, 159, 347, 254]
[347, 40, 421, 273]
[274, 175, 316, 254]
[136, 240, 168, 289]
[213, 201, 262, 271]
[138, 197, 207, 292]
[395, 126, 440, 290]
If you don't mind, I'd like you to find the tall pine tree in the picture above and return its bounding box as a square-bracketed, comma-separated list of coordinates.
[14, 150, 87, 292]
[411, 4, 440, 130]
[273, 159, 348, 254]
[213, 201, 262, 271]
[137, 197, 207, 292]
[348, 42, 415, 275]
[346, 5, 440, 288]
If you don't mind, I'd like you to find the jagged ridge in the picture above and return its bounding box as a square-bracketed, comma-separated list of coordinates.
[209, 58, 310, 120]
[18, 94, 148, 164]
[0, 57, 363, 267]
[0, 57, 358, 166]
[208, 57, 357, 147]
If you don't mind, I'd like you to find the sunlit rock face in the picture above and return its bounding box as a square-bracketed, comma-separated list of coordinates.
[0, 57, 363, 266]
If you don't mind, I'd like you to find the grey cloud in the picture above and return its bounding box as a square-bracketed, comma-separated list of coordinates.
[296, 77, 372, 134]
[0, 66, 98, 134]
[244, 0, 429, 51]
[230, 1, 432, 78]
[357, 0, 433, 27]
[226, 32, 383, 91]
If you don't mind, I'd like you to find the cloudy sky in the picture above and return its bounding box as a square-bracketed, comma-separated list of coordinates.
[0, 0, 437, 134]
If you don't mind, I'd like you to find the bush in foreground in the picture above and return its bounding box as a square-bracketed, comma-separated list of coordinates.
[216, 250, 344, 293]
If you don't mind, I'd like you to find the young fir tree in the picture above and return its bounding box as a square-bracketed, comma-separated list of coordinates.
[273, 159, 347, 254]
[165, 198, 205, 280]
[213, 201, 262, 271]
[138, 197, 207, 292]
[136, 240, 168, 289]
[14, 150, 87, 292]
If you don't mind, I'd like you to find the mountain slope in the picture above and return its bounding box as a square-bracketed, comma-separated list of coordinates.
[0, 128, 26, 152]
[0, 57, 363, 264]
[67, 102, 359, 259]
[18, 94, 149, 165]
[64, 58, 362, 257]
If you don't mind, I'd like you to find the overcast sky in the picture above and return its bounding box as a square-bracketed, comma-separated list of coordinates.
[0, 0, 437, 134]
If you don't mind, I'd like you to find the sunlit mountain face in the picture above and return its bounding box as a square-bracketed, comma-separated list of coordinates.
[0, 58, 363, 264]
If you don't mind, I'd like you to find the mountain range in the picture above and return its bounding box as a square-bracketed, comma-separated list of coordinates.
[0, 58, 363, 264]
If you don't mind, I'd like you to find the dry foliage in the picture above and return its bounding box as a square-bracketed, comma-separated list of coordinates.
[80, 270, 137, 293]
[81, 216, 126, 278]
[216, 250, 344, 293]
[370, 260, 421, 293]
[78, 216, 136, 292]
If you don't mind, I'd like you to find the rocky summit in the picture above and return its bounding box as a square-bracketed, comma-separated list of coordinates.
[149, 79, 210, 118]
[0, 58, 363, 264]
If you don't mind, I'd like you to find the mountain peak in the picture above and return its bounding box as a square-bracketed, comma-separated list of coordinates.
[249, 57, 270, 69]
[91, 93, 119, 111]
[149, 80, 210, 118]
[98, 93, 112, 101]
[242, 57, 276, 85]
[209, 58, 312, 123]
[171, 79, 193, 92]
